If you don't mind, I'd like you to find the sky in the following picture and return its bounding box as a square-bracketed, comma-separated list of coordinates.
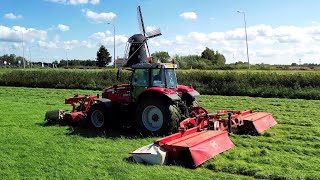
[1, 0, 320, 65]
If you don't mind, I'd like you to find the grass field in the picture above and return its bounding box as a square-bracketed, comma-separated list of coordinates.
[0, 86, 319, 179]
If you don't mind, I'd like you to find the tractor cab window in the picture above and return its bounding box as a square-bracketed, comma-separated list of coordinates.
[151, 68, 165, 87]
[132, 69, 149, 86]
[165, 69, 177, 88]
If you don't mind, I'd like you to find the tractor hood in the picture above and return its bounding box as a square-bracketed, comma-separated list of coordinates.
[102, 84, 131, 103]
[177, 85, 200, 97]
[103, 84, 131, 92]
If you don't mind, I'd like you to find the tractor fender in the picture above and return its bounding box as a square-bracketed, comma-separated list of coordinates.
[138, 88, 180, 103]
[177, 85, 200, 98]
[92, 98, 113, 115]
[181, 90, 200, 102]
[185, 90, 200, 98]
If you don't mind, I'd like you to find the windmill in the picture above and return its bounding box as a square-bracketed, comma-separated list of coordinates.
[124, 6, 162, 67]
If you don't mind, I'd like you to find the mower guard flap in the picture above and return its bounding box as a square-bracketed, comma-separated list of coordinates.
[155, 128, 234, 167]
[241, 112, 277, 134]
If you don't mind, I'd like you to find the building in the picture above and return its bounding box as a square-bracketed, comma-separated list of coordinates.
[115, 57, 127, 67]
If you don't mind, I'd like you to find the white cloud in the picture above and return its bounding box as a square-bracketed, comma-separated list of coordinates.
[82, 9, 116, 23]
[4, 13, 23, 20]
[46, 0, 100, 5]
[89, 0, 99, 5]
[0, 25, 47, 43]
[38, 41, 58, 49]
[144, 24, 320, 65]
[187, 32, 207, 42]
[34, 30, 127, 50]
[89, 31, 127, 46]
[179, 12, 197, 20]
[62, 40, 81, 49]
[57, 24, 70, 31]
[3, 23, 320, 65]
[146, 26, 157, 32]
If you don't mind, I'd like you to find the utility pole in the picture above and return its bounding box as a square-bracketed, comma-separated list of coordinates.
[237, 10, 250, 70]
[108, 23, 116, 68]
[66, 49, 69, 67]
[14, 29, 25, 68]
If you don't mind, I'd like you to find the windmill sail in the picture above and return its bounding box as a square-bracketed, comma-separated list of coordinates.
[137, 6, 146, 36]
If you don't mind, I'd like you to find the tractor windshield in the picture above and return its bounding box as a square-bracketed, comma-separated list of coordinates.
[132, 69, 150, 86]
[165, 69, 177, 89]
[151, 68, 165, 87]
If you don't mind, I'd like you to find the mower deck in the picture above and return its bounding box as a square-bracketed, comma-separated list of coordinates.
[240, 112, 277, 134]
[155, 128, 234, 167]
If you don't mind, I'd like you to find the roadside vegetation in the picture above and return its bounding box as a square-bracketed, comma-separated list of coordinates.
[0, 86, 319, 179]
[1, 69, 320, 100]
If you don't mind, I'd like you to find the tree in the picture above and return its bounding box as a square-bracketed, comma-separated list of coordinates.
[214, 51, 226, 65]
[16, 56, 26, 66]
[201, 47, 215, 61]
[96, 45, 111, 67]
[151, 51, 170, 63]
[8, 54, 16, 65]
[201, 48, 226, 65]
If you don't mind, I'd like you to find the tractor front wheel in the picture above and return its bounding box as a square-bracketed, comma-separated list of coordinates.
[136, 97, 180, 135]
[87, 104, 107, 129]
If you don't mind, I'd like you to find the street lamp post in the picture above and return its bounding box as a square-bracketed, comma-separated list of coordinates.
[107, 23, 116, 68]
[14, 29, 25, 68]
[28, 46, 33, 68]
[237, 10, 250, 70]
[22, 32, 25, 68]
[66, 49, 69, 67]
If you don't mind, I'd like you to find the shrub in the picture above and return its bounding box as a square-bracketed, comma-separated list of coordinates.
[0, 69, 320, 99]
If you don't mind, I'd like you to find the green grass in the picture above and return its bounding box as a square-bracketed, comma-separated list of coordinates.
[0, 86, 319, 179]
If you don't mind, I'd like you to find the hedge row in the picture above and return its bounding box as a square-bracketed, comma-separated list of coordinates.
[1, 69, 320, 100]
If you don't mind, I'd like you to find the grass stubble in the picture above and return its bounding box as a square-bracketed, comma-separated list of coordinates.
[0, 86, 319, 179]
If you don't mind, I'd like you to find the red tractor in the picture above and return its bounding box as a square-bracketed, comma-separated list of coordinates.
[87, 62, 199, 135]
[45, 61, 200, 135]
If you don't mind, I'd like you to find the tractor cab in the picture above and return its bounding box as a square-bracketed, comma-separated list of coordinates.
[130, 63, 178, 102]
[131, 63, 178, 89]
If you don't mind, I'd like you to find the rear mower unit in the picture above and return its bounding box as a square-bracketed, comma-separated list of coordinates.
[45, 5, 277, 168]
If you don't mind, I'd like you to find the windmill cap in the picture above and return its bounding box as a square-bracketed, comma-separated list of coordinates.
[128, 34, 146, 43]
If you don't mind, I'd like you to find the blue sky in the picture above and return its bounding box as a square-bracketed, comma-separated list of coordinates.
[1, 0, 320, 65]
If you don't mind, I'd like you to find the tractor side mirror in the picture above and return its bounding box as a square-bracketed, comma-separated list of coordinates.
[117, 68, 122, 80]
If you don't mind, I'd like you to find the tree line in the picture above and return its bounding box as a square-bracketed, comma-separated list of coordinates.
[2, 45, 319, 69]
[0, 54, 26, 67]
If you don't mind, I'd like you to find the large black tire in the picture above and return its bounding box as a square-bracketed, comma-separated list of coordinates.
[136, 97, 181, 135]
[87, 104, 108, 129]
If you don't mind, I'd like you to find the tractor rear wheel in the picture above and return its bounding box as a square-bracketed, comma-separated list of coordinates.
[87, 104, 107, 129]
[136, 97, 181, 135]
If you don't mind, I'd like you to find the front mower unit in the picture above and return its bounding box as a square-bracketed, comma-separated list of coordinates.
[44, 109, 65, 124]
[44, 95, 97, 126]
